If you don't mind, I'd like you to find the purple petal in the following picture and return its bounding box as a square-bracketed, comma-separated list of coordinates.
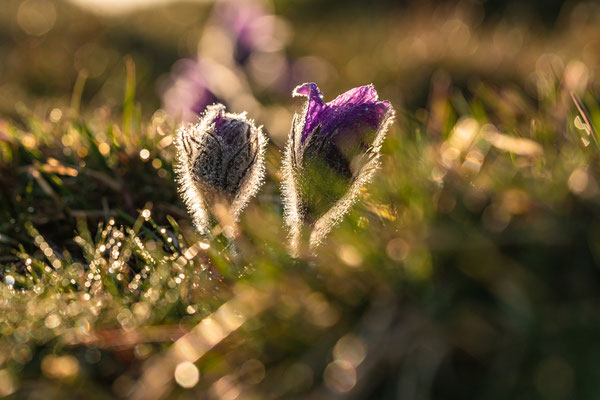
[293, 83, 326, 141]
[213, 106, 247, 146]
[293, 82, 321, 97]
[293, 83, 391, 144]
[327, 84, 381, 107]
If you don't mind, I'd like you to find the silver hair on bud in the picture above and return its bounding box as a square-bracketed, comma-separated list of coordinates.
[281, 83, 395, 256]
[174, 103, 268, 233]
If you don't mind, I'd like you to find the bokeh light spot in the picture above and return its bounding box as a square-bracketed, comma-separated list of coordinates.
[98, 143, 110, 156]
[333, 334, 366, 367]
[17, 0, 56, 36]
[41, 355, 79, 380]
[324, 360, 356, 393]
[174, 361, 199, 389]
[140, 149, 150, 160]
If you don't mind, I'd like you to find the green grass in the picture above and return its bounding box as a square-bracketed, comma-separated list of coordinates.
[4, 7, 600, 393]
[1, 64, 600, 399]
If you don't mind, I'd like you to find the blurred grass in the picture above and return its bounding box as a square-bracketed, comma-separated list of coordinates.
[2, 0, 600, 399]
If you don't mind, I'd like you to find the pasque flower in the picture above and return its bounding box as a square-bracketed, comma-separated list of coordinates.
[282, 82, 394, 255]
[175, 104, 267, 232]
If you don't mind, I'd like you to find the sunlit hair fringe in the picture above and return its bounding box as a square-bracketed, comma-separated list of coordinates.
[281, 93, 395, 257]
[174, 104, 268, 233]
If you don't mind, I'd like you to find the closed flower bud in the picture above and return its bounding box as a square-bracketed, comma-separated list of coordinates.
[175, 103, 267, 232]
[282, 83, 395, 255]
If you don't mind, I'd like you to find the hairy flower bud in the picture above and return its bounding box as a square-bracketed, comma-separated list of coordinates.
[282, 83, 395, 254]
[175, 104, 267, 232]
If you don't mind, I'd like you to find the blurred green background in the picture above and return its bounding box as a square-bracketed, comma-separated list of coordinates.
[2, 0, 600, 399]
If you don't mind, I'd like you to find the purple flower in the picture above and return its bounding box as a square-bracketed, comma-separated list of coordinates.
[282, 83, 394, 254]
[175, 104, 267, 232]
[294, 83, 390, 144]
[215, 0, 271, 65]
[161, 59, 221, 122]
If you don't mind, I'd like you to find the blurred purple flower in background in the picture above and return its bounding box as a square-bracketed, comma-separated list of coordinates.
[211, 0, 293, 92]
[161, 59, 221, 122]
[282, 82, 395, 255]
[215, 0, 270, 65]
